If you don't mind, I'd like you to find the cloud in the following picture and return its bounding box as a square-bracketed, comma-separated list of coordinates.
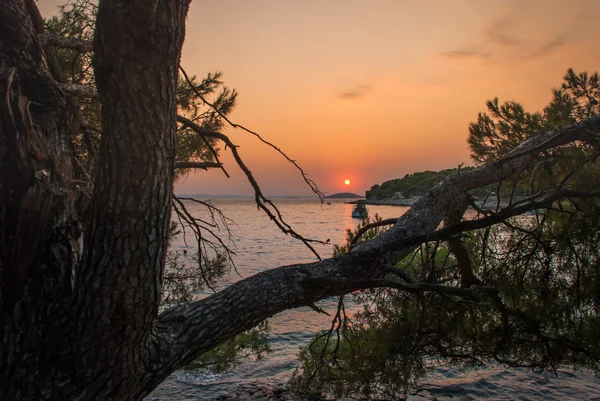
[485, 15, 520, 46]
[522, 37, 565, 60]
[442, 12, 568, 64]
[440, 16, 517, 62]
[338, 84, 371, 99]
[442, 49, 491, 60]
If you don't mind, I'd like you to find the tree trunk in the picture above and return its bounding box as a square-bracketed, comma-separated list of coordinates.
[0, 0, 80, 398]
[1, 0, 190, 399]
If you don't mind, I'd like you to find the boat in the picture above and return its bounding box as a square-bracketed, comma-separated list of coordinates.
[351, 203, 368, 218]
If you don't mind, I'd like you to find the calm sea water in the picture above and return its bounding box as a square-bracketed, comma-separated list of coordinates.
[148, 198, 600, 400]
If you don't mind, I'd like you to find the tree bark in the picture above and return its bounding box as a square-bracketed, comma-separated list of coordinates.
[71, 0, 190, 398]
[0, 0, 81, 399]
[1, 0, 190, 399]
[1, 0, 600, 400]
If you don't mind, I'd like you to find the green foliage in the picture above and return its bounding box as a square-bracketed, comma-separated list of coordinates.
[45, 0, 100, 172]
[292, 244, 456, 400]
[295, 216, 600, 399]
[45, 0, 237, 181]
[468, 99, 545, 164]
[161, 251, 229, 306]
[292, 314, 426, 400]
[293, 69, 600, 400]
[471, 211, 600, 368]
[45, 0, 95, 84]
[333, 213, 390, 256]
[366, 168, 472, 200]
[174, 72, 238, 180]
[545, 68, 600, 125]
[469, 68, 600, 165]
[185, 320, 271, 373]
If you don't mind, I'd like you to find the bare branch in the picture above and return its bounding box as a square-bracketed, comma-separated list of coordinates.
[39, 33, 93, 52]
[308, 303, 331, 316]
[174, 161, 221, 170]
[349, 217, 398, 249]
[503, 131, 600, 166]
[379, 264, 414, 283]
[57, 82, 98, 99]
[179, 66, 325, 202]
[444, 200, 482, 288]
[177, 114, 328, 259]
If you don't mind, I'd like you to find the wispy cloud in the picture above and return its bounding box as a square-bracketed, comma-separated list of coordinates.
[442, 49, 491, 60]
[485, 15, 520, 46]
[338, 84, 371, 99]
[521, 37, 565, 60]
[440, 16, 517, 62]
[442, 12, 570, 64]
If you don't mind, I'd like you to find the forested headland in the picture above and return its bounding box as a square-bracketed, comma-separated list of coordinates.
[366, 168, 472, 199]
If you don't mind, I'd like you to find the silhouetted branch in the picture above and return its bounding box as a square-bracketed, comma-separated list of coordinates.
[349, 218, 398, 249]
[39, 33, 94, 52]
[379, 264, 414, 283]
[174, 161, 221, 170]
[176, 115, 328, 259]
[179, 66, 325, 202]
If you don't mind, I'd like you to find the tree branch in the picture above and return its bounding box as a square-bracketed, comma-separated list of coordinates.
[150, 116, 600, 381]
[179, 66, 325, 202]
[39, 33, 94, 52]
[174, 161, 221, 169]
[177, 115, 328, 259]
[56, 82, 98, 99]
[349, 218, 398, 249]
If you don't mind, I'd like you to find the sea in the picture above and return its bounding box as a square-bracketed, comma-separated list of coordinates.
[147, 197, 600, 400]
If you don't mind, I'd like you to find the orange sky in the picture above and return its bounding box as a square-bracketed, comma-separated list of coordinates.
[41, 0, 600, 196]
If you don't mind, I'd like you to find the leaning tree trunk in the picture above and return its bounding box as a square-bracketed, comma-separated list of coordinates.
[0, 0, 189, 400]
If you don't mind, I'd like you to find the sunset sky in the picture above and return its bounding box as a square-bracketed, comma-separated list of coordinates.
[41, 0, 600, 196]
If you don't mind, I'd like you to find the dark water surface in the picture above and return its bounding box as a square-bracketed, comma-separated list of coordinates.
[148, 198, 600, 400]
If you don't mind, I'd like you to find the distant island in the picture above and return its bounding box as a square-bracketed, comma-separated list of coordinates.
[325, 192, 364, 199]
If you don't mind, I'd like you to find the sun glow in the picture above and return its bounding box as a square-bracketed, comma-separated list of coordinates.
[344, 179, 351, 185]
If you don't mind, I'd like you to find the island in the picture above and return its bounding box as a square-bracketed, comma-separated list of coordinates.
[324, 192, 364, 199]
[360, 167, 529, 207]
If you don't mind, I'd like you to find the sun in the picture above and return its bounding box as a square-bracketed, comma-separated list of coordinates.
[344, 179, 351, 185]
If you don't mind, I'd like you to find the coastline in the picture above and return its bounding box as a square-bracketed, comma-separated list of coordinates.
[346, 198, 416, 206]
[348, 196, 528, 209]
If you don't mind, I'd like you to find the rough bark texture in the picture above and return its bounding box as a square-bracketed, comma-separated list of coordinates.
[1, 0, 600, 400]
[0, 0, 79, 399]
[1, 0, 190, 399]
